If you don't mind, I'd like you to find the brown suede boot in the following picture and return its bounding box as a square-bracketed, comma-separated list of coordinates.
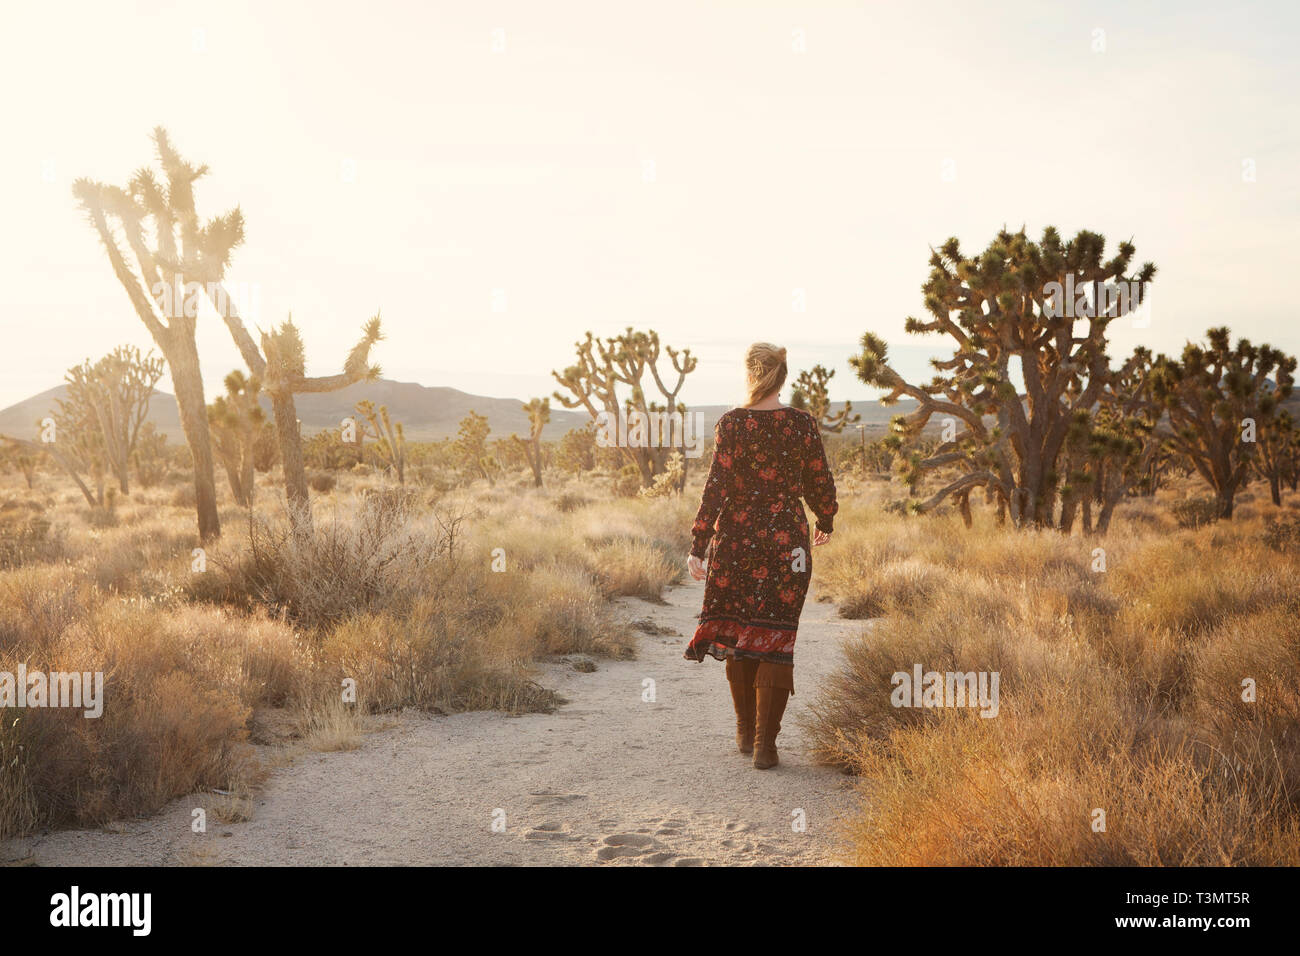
[753, 662, 794, 770]
[725, 657, 759, 754]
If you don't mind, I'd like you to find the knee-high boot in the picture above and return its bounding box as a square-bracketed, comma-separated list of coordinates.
[753, 662, 794, 770]
[725, 657, 759, 754]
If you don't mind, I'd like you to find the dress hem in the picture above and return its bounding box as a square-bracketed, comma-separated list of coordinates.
[683, 616, 796, 666]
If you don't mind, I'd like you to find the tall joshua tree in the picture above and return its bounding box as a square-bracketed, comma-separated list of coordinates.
[1152, 328, 1296, 518]
[511, 398, 550, 488]
[790, 364, 860, 433]
[72, 128, 238, 539]
[851, 226, 1155, 528]
[552, 329, 696, 488]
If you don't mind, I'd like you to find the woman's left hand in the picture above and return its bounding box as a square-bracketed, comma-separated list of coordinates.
[813, 529, 831, 547]
[687, 555, 707, 580]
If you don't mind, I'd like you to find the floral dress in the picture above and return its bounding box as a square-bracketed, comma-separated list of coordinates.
[684, 407, 838, 666]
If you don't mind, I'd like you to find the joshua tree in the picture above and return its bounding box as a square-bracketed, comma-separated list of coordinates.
[455, 411, 493, 484]
[355, 399, 406, 484]
[790, 364, 860, 433]
[1151, 327, 1296, 519]
[851, 226, 1156, 528]
[552, 328, 696, 488]
[208, 370, 265, 507]
[1, 349, 160, 508]
[1284, 417, 1300, 494]
[61, 346, 165, 495]
[1252, 410, 1297, 506]
[4, 447, 37, 489]
[47, 394, 108, 508]
[1058, 347, 1164, 534]
[72, 128, 239, 540]
[511, 398, 550, 488]
[223, 316, 383, 533]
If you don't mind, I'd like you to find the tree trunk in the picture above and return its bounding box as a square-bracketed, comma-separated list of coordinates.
[1270, 474, 1281, 506]
[270, 390, 312, 534]
[1095, 487, 1123, 536]
[1058, 497, 1078, 534]
[528, 438, 543, 488]
[111, 449, 131, 495]
[167, 338, 221, 541]
[219, 454, 248, 507]
[241, 439, 256, 507]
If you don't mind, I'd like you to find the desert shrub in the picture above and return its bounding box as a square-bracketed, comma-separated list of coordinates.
[1263, 513, 1300, 552]
[613, 464, 642, 498]
[198, 493, 454, 631]
[555, 492, 590, 514]
[637, 452, 684, 498]
[0, 511, 66, 569]
[0, 589, 295, 839]
[308, 470, 337, 493]
[586, 536, 679, 599]
[1171, 496, 1219, 529]
[521, 562, 633, 658]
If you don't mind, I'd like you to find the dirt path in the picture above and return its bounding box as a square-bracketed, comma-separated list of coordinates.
[5, 580, 861, 866]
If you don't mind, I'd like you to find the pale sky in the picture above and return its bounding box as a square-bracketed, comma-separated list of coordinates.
[1, 0, 1297, 411]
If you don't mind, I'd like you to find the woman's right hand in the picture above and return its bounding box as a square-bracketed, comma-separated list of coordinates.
[687, 554, 707, 580]
[813, 529, 831, 547]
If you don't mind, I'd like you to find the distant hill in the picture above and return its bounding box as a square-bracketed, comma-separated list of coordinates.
[18, 381, 1291, 447]
[0, 380, 581, 443]
[0, 380, 913, 444]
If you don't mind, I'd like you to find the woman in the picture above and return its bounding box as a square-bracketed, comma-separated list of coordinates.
[684, 343, 838, 769]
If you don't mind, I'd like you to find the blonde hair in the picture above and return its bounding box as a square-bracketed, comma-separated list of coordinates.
[744, 342, 788, 406]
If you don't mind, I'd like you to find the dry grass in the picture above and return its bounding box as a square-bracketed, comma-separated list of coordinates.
[806, 481, 1300, 865]
[0, 468, 688, 840]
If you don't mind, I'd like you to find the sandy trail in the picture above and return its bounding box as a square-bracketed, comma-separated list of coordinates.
[5, 580, 861, 866]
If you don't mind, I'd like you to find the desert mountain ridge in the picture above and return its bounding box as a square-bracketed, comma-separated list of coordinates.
[0, 378, 912, 444]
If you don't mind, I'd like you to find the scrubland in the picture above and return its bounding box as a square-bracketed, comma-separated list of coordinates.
[4, 461, 1298, 868]
[808, 477, 1300, 865]
[0, 468, 691, 839]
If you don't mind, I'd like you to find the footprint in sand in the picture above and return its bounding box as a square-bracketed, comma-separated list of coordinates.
[527, 791, 588, 806]
[525, 822, 581, 842]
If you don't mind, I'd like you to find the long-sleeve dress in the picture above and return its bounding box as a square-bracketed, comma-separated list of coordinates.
[684, 406, 838, 667]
